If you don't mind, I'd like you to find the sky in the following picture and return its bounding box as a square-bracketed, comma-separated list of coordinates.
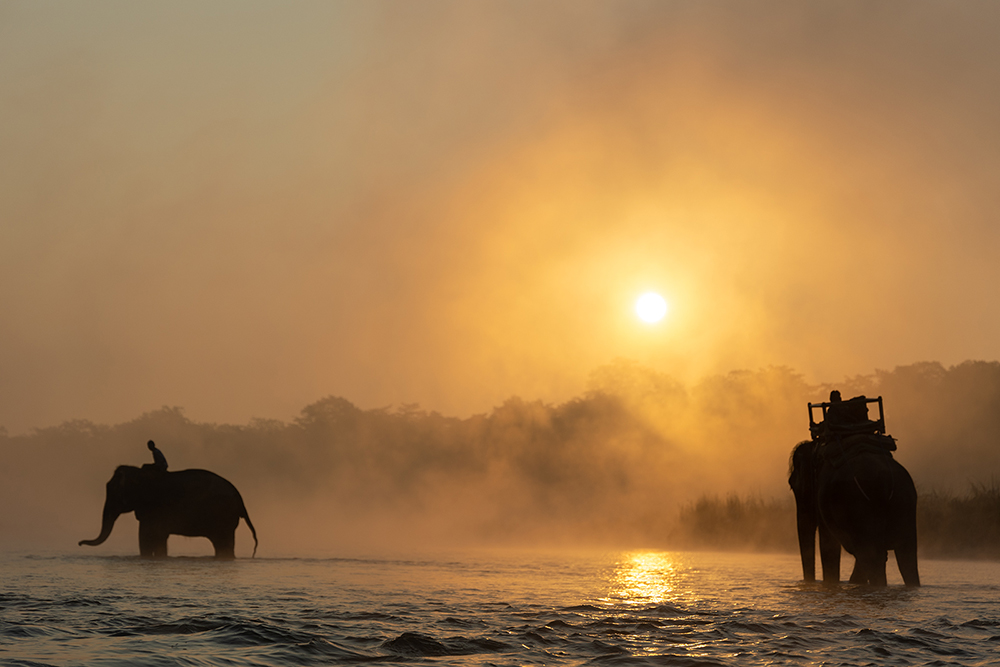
[3, 1, 1000, 435]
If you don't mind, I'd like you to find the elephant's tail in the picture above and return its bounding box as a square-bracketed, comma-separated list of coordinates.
[240, 503, 258, 558]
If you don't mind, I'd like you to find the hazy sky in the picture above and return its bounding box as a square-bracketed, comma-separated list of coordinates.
[3, 1, 1000, 434]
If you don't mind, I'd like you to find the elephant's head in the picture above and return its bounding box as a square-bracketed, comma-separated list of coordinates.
[79, 466, 157, 547]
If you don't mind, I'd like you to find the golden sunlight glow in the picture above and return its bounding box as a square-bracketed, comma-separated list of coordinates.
[607, 551, 679, 605]
[635, 292, 668, 323]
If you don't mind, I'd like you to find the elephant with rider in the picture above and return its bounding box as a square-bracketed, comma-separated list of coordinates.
[789, 393, 919, 586]
[80, 461, 257, 559]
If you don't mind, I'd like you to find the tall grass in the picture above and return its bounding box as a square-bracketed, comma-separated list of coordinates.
[672, 494, 796, 553]
[918, 482, 1000, 559]
[673, 485, 1000, 560]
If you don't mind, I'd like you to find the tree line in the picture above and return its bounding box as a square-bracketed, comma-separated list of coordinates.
[2, 359, 999, 555]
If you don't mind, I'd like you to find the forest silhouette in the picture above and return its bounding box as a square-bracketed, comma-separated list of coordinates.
[3, 360, 999, 556]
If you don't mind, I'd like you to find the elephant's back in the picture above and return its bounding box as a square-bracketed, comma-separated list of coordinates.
[172, 468, 235, 485]
[168, 469, 245, 503]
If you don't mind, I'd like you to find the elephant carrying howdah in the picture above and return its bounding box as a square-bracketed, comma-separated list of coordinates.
[788, 393, 919, 586]
[80, 465, 258, 559]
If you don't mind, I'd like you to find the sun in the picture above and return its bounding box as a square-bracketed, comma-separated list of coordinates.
[635, 292, 668, 323]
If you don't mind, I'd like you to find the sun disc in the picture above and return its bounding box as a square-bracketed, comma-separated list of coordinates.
[636, 292, 668, 323]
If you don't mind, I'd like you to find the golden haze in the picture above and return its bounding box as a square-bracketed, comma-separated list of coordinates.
[1, 3, 999, 437]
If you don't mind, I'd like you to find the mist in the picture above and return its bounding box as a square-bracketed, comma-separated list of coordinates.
[3, 3, 1000, 555]
[3, 360, 998, 557]
[4, 2, 1000, 435]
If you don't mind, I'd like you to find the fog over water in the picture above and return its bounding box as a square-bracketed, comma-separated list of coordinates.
[3, 361, 999, 557]
[3, 3, 1000, 557]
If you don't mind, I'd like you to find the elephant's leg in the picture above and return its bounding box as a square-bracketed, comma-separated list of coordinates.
[138, 522, 169, 559]
[894, 519, 921, 586]
[849, 547, 888, 586]
[892, 498, 921, 586]
[895, 547, 920, 586]
[210, 532, 236, 559]
[869, 550, 888, 586]
[795, 508, 817, 582]
[152, 538, 168, 558]
[818, 523, 841, 585]
[847, 557, 882, 585]
[842, 508, 889, 585]
[885, 464, 920, 586]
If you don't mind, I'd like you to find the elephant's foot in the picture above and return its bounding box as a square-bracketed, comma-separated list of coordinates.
[849, 554, 888, 586]
[140, 543, 168, 559]
[138, 524, 169, 558]
[211, 534, 236, 559]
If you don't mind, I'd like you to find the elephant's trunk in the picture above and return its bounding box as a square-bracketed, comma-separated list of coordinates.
[79, 503, 121, 547]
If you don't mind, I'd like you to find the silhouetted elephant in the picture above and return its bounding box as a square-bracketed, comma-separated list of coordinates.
[79, 465, 258, 558]
[789, 438, 919, 586]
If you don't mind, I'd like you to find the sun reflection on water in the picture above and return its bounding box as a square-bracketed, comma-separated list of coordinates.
[607, 551, 681, 606]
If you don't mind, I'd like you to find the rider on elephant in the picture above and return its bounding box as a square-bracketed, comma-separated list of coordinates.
[792, 390, 918, 585]
[825, 390, 863, 425]
[145, 440, 168, 472]
[822, 391, 882, 438]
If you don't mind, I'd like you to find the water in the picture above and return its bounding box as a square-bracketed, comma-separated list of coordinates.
[2, 549, 998, 666]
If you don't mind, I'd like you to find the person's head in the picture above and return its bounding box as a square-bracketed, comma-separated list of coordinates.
[147, 440, 155, 451]
[830, 390, 842, 402]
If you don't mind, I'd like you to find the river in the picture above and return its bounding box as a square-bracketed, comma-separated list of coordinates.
[2, 549, 998, 665]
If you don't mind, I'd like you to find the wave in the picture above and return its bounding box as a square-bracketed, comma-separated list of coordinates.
[381, 631, 509, 657]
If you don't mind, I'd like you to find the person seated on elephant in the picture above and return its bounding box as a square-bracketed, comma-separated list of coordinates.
[825, 391, 862, 423]
[144, 440, 168, 472]
[825, 392, 878, 435]
[843, 396, 870, 424]
[824, 391, 847, 427]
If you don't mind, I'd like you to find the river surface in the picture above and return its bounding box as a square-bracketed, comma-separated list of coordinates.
[2, 549, 998, 666]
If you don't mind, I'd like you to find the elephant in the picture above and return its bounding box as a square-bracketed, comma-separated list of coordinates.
[79, 465, 258, 559]
[789, 437, 919, 586]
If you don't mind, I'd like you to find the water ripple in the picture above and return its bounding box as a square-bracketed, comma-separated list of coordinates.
[2, 551, 998, 666]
